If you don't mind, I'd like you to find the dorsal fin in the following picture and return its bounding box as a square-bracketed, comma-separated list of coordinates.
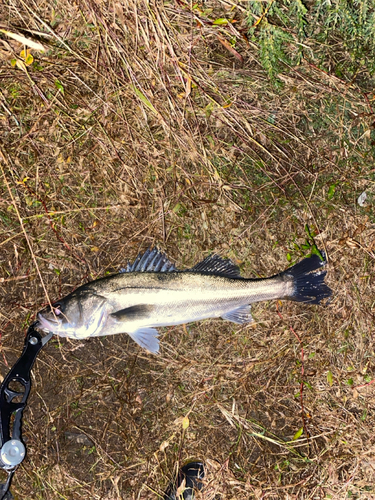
[120, 248, 177, 273]
[188, 254, 241, 278]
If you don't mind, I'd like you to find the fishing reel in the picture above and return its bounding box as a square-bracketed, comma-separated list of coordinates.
[0, 323, 52, 499]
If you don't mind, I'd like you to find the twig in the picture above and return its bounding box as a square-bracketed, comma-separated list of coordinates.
[276, 303, 309, 442]
[19, 179, 88, 267]
[355, 378, 375, 389]
[0, 149, 54, 315]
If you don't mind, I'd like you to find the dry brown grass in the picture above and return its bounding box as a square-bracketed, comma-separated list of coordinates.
[1, 0, 375, 498]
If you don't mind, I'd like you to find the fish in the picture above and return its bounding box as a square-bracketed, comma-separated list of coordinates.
[36, 248, 332, 353]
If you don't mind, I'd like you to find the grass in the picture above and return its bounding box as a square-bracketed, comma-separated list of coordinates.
[0, 0, 375, 498]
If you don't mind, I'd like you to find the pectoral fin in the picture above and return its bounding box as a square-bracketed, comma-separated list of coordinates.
[127, 328, 159, 353]
[222, 305, 253, 324]
[111, 305, 159, 353]
[110, 304, 154, 321]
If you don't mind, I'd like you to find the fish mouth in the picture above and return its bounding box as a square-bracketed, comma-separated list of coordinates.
[37, 312, 59, 332]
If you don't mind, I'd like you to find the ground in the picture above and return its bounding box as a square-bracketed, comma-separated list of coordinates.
[0, 1, 375, 499]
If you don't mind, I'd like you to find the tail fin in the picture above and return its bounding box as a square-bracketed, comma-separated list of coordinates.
[282, 254, 332, 304]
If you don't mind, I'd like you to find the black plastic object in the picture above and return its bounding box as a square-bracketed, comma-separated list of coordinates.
[0, 322, 52, 500]
[164, 461, 205, 500]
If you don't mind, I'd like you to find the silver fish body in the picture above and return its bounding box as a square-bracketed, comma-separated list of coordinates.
[37, 249, 331, 353]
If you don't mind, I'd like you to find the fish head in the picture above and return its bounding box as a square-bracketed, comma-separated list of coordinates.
[37, 292, 108, 338]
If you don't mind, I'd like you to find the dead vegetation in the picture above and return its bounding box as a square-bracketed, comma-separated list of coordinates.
[0, 0, 375, 498]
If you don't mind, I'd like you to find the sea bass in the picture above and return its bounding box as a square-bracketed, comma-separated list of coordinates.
[37, 248, 332, 353]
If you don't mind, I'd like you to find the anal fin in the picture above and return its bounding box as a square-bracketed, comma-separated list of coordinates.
[127, 328, 159, 353]
[222, 305, 253, 324]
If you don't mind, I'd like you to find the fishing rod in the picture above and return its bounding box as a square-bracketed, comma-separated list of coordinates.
[0, 322, 52, 500]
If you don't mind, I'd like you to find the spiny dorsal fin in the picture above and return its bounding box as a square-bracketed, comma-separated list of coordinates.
[188, 254, 241, 278]
[120, 248, 177, 273]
